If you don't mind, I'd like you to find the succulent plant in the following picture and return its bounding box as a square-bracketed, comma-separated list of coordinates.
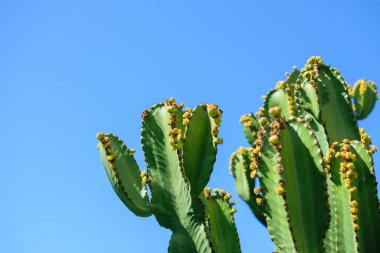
[231, 57, 380, 253]
[97, 98, 241, 253]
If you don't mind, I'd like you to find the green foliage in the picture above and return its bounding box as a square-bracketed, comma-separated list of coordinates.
[97, 99, 241, 253]
[232, 57, 380, 252]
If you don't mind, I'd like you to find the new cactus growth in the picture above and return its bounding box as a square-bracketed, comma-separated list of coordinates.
[97, 98, 241, 253]
[231, 57, 379, 252]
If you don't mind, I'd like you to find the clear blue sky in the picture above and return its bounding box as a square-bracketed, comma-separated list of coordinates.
[1, 1, 379, 252]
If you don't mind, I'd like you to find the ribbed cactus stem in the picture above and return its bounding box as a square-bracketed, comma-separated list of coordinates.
[97, 98, 241, 253]
[233, 57, 380, 252]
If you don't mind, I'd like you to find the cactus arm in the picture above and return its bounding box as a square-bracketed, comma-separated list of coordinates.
[299, 64, 360, 143]
[353, 80, 378, 120]
[350, 141, 380, 252]
[240, 113, 260, 146]
[97, 134, 152, 217]
[200, 194, 242, 253]
[141, 103, 212, 253]
[296, 76, 321, 119]
[230, 149, 267, 226]
[258, 139, 296, 252]
[182, 105, 216, 195]
[318, 66, 360, 142]
[279, 120, 329, 253]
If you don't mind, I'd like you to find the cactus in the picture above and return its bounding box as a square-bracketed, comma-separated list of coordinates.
[231, 57, 380, 252]
[97, 98, 241, 253]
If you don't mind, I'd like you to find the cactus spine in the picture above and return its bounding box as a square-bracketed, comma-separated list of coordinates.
[231, 57, 379, 253]
[97, 98, 241, 253]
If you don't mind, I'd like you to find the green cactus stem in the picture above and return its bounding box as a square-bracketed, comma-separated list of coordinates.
[233, 56, 380, 253]
[352, 80, 379, 120]
[97, 98, 241, 253]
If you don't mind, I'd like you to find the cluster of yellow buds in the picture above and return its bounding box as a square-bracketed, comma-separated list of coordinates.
[165, 97, 177, 107]
[305, 56, 323, 70]
[140, 171, 151, 184]
[240, 114, 255, 128]
[303, 56, 323, 90]
[302, 70, 316, 79]
[350, 200, 359, 231]
[224, 193, 232, 201]
[276, 81, 287, 90]
[268, 116, 283, 152]
[237, 147, 249, 156]
[203, 187, 212, 199]
[210, 188, 234, 204]
[359, 128, 371, 148]
[335, 140, 358, 191]
[207, 104, 222, 123]
[323, 142, 339, 174]
[97, 133, 117, 170]
[284, 87, 297, 116]
[207, 104, 223, 144]
[369, 145, 377, 155]
[168, 128, 183, 149]
[165, 97, 182, 127]
[249, 144, 260, 179]
[182, 108, 193, 126]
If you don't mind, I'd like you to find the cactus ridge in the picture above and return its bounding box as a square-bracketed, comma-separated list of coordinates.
[233, 56, 380, 253]
[230, 148, 267, 226]
[97, 98, 241, 253]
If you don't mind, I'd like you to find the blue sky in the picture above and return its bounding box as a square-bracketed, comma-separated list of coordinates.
[1, 1, 379, 252]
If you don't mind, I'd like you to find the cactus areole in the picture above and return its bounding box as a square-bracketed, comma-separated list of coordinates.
[232, 56, 379, 253]
[97, 99, 241, 253]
